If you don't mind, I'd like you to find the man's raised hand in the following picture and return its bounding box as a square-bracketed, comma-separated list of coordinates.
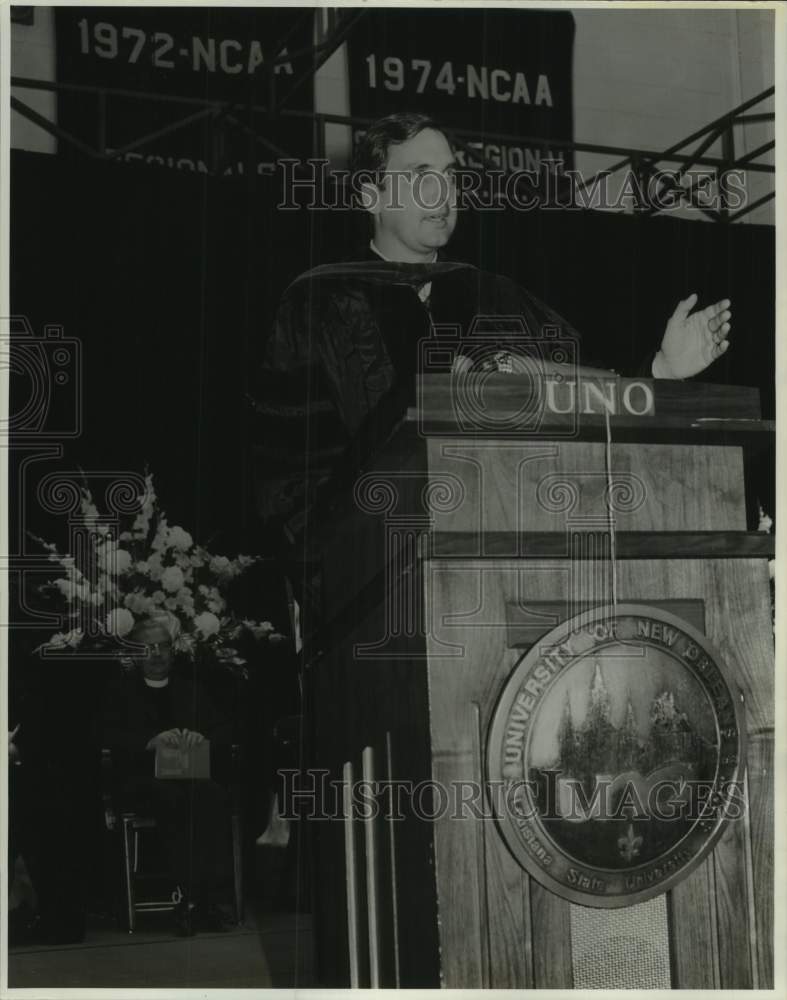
[652, 293, 731, 379]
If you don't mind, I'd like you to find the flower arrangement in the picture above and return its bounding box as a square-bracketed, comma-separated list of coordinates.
[31, 473, 284, 667]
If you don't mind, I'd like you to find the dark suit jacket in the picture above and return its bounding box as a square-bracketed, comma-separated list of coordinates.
[102, 664, 232, 777]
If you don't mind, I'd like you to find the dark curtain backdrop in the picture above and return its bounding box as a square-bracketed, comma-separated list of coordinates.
[7, 150, 775, 920]
[10, 148, 775, 549]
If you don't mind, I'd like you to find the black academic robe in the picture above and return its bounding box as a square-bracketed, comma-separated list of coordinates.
[251, 254, 600, 523]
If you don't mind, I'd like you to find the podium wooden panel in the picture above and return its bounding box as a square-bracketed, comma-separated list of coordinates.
[302, 374, 774, 989]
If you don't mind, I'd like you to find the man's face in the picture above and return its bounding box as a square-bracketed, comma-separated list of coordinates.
[368, 127, 457, 262]
[131, 621, 174, 681]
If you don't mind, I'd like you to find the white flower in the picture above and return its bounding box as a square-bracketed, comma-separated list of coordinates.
[151, 517, 170, 552]
[96, 539, 117, 571]
[69, 569, 88, 588]
[173, 633, 196, 656]
[32, 535, 58, 555]
[44, 628, 84, 650]
[168, 526, 193, 551]
[133, 477, 156, 536]
[164, 597, 178, 610]
[216, 647, 246, 665]
[243, 619, 275, 640]
[123, 592, 155, 616]
[175, 589, 195, 611]
[141, 473, 156, 505]
[135, 560, 150, 576]
[55, 578, 76, 601]
[147, 553, 163, 581]
[106, 608, 135, 637]
[115, 549, 133, 574]
[132, 513, 150, 539]
[161, 565, 185, 593]
[55, 578, 91, 603]
[207, 597, 226, 614]
[194, 611, 220, 637]
[758, 506, 773, 533]
[209, 555, 232, 576]
[80, 492, 99, 523]
[151, 590, 166, 605]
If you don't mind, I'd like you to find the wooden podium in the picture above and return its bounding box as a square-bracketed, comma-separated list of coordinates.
[301, 372, 774, 989]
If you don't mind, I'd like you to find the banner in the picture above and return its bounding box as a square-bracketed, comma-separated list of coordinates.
[54, 7, 315, 177]
[347, 9, 575, 175]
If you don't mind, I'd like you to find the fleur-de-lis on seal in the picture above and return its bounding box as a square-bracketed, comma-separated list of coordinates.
[618, 824, 644, 863]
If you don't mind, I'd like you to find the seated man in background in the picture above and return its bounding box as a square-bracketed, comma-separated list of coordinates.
[102, 612, 234, 936]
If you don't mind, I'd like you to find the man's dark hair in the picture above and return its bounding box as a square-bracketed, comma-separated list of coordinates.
[352, 112, 451, 182]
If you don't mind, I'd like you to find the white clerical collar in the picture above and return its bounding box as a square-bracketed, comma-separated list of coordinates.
[369, 240, 437, 265]
[144, 677, 170, 689]
[370, 241, 435, 304]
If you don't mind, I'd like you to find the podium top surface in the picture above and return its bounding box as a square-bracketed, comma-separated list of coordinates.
[408, 372, 771, 443]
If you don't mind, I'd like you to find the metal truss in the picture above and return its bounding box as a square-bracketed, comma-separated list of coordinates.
[572, 87, 774, 223]
[11, 55, 774, 223]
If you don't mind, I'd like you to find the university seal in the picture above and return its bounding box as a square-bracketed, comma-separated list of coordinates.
[486, 604, 745, 907]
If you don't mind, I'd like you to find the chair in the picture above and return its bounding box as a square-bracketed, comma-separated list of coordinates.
[268, 714, 312, 912]
[102, 746, 244, 932]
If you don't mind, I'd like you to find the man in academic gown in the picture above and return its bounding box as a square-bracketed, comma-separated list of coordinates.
[252, 112, 732, 525]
